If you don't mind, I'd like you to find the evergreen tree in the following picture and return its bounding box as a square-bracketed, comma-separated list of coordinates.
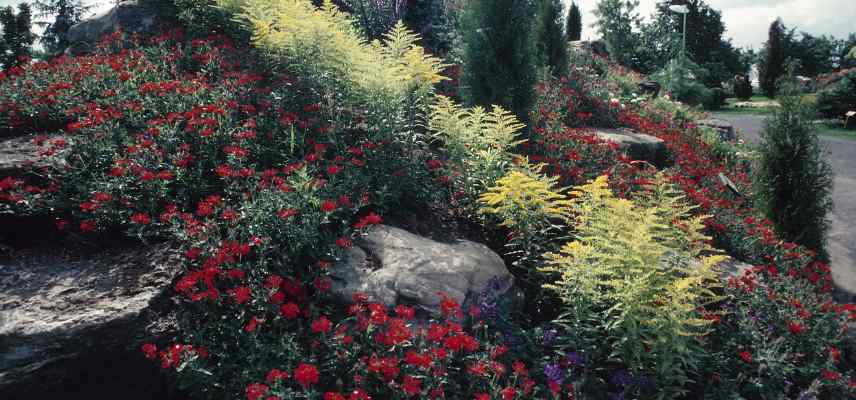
[593, 0, 641, 69]
[32, 0, 91, 55]
[732, 73, 752, 100]
[461, 0, 538, 124]
[758, 18, 787, 98]
[535, 0, 567, 74]
[566, 1, 582, 41]
[754, 68, 833, 261]
[0, 3, 34, 69]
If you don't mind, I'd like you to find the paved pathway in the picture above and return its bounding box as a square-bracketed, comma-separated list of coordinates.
[713, 113, 856, 301]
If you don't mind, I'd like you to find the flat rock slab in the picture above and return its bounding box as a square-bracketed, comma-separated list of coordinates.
[0, 242, 182, 388]
[593, 128, 669, 167]
[0, 134, 65, 179]
[698, 118, 736, 141]
[329, 225, 513, 315]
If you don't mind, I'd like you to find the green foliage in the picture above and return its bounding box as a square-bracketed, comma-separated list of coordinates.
[0, 3, 34, 69]
[460, 0, 538, 124]
[759, 18, 787, 98]
[541, 174, 723, 398]
[31, 0, 92, 55]
[173, 0, 251, 43]
[732, 74, 753, 101]
[652, 59, 720, 109]
[534, 0, 568, 75]
[401, 0, 461, 57]
[566, 1, 582, 42]
[754, 72, 834, 260]
[428, 95, 525, 202]
[816, 69, 856, 120]
[341, 0, 406, 41]
[592, 0, 641, 69]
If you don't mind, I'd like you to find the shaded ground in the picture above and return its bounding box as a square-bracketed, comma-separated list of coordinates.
[713, 113, 856, 302]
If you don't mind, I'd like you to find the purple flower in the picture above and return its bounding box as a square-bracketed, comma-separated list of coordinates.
[610, 369, 632, 387]
[544, 363, 564, 386]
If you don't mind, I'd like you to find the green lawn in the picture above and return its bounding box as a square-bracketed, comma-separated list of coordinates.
[815, 123, 856, 140]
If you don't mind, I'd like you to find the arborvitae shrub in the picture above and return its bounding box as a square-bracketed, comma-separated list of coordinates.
[460, 0, 538, 125]
[754, 72, 834, 260]
[534, 0, 568, 75]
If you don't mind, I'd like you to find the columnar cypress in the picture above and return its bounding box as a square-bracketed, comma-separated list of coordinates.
[566, 1, 582, 41]
[758, 18, 787, 98]
[754, 69, 833, 260]
[535, 0, 568, 74]
[461, 0, 538, 124]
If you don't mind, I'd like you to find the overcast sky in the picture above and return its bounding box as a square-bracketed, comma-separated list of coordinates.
[1, 0, 855, 51]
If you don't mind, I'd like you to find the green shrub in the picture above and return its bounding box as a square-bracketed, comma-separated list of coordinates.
[652, 59, 716, 109]
[816, 69, 856, 121]
[534, 0, 567, 75]
[732, 74, 753, 100]
[754, 73, 833, 260]
[172, 0, 251, 43]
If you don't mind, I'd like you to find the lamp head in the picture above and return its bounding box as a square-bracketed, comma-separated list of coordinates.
[669, 4, 689, 14]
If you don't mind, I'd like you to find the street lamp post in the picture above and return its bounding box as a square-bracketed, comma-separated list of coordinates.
[669, 4, 689, 64]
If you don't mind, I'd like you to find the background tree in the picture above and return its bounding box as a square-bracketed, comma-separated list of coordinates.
[789, 32, 836, 77]
[535, 0, 567, 74]
[566, 0, 581, 41]
[32, 0, 91, 56]
[402, 0, 461, 57]
[732, 73, 752, 100]
[758, 18, 788, 97]
[0, 3, 34, 70]
[754, 67, 833, 261]
[838, 33, 856, 69]
[461, 0, 538, 124]
[642, 0, 742, 86]
[593, 0, 641, 69]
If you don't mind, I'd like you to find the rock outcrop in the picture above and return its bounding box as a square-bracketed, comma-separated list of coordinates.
[329, 225, 514, 315]
[66, 0, 173, 55]
[0, 242, 182, 391]
[593, 128, 668, 167]
[698, 118, 736, 141]
[0, 134, 65, 179]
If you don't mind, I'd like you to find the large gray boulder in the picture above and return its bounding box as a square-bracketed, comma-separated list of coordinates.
[593, 128, 668, 167]
[329, 225, 514, 315]
[0, 242, 181, 390]
[66, 0, 171, 55]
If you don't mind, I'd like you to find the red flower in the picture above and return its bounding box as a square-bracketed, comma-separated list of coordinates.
[324, 393, 345, 400]
[474, 394, 489, 400]
[335, 237, 353, 248]
[822, 369, 842, 381]
[277, 208, 299, 221]
[830, 346, 841, 363]
[80, 219, 97, 232]
[246, 383, 269, 400]
[787, 321, 805, 334]
[245, 316, 260, 333]
[738, 351, 752, 364]
[281, 302, 300, 320]
[501, 386, 516, 400]
[294, 363, 319, 388]
[230, 286, 252, 304]
[354, 213, 383, 229]
[266, 368, 290, 383]
[402, 375, 422, 396]
[320, 200, 337, 213]
[141, 343, 157, 359]
[311, 316, 332, 334]
[394, 305, 415, 320]
[131, 213, 151, 225]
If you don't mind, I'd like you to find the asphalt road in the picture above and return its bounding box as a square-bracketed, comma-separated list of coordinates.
[712, 113, 856, 301]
